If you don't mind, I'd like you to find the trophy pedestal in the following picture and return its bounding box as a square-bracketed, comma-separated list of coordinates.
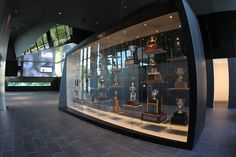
[147, 73, 163, 82]
[171, 112, 188, 125]
[112, 98, 119, 113]
[141, 112, 167, 123]
[125, 100, 139, 106]
[174, 81, 188, 88]
[125, 57, 134, 65]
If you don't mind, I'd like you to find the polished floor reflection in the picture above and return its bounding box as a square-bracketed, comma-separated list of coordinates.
[0, 92, 235, 157]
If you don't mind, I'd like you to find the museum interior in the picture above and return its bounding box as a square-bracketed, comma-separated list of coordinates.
[0, 0, 236, 156]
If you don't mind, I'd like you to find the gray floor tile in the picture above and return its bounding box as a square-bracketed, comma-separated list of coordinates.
[1, 92, 235, 157]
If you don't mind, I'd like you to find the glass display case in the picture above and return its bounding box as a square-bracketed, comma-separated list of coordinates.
[67, 11, 189, 141]
[59, 0, 207, 149]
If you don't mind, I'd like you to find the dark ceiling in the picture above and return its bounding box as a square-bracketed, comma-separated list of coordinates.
[10, 0, 158, 40]
[8, 0, 236, 41]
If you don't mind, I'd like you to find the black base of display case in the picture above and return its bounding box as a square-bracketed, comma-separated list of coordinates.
[171, 112, 188, 125]
[141, 112, 167, 123]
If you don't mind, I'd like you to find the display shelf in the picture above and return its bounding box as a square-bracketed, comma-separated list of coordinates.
[142, 81, 168, 84]
[123, 104, 143, 108]
[108, 56, 121, 59]
[143, 48, 167, 55]
[167, 56, 187, 62]
[167, 88, 189, 91]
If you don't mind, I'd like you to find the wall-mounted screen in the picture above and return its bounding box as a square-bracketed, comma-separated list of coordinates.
[22, 43, 76, 77]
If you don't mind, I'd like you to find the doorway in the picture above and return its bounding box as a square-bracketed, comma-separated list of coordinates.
[213, 59, 229, 108]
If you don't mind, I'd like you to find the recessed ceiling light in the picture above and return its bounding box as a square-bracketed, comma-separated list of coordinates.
[136, 36, 139, 38]
[107, 37, 110, 40]
[169, 15, 173, 19]
[156, 30, 159, 33]
[58, 12, 62, 15]
[121, 40, 123, 43]
[144, 23, 147, 27]
[123, 30, 126, 34]
[179, 24, 182, 28]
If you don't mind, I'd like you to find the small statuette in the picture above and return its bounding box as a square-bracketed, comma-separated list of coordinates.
[97, 75, 106, 99]
[174, 67, 188, 88]
[98, 76, 105, 90]
[129, 82, 136, 101]
[126, 45, 136, 65]
[149, 59, 158, 74]
[146, 59, 162, 82]
[176, 98, 185, 114]
[176, 68, 185, 81]
[129, 45, 136, 53]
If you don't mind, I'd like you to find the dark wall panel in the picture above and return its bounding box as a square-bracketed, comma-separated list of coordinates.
[229, 20, 236, 54]
[206, 59, 214, 108]
[198, 11, 236, 59]
[228, 58, 236, 108]
[179, 0, 207, 147]
[6, 41, 17, 76]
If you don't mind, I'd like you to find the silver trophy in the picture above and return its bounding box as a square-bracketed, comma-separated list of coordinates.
[98, 75, 106, 98]
[176, 98, 185, 114]
[151, 89, 159, 100]
[129, 82, 136, 101]
[129, 45, 136, 57]
[98, 76, 105, 89]
[176, 68, 185, 81]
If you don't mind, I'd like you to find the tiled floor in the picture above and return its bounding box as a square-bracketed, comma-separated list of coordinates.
[0, 92, 235, 157]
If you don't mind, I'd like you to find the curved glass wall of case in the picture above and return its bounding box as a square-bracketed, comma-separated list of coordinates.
[66, 11, 190, 143]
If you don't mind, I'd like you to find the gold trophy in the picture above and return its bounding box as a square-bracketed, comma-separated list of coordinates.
[112, 91, 119, 113]
[142, 89, 167, 123]
[143, 36, 167, 54]
[112, 76, 120, 113]
[146, 59, 162, 82]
